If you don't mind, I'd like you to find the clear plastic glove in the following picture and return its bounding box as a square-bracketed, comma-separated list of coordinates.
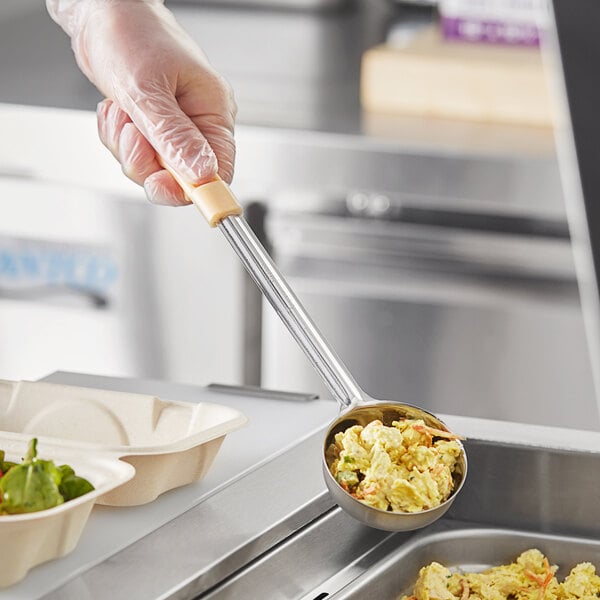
[47, 0, 237, 206]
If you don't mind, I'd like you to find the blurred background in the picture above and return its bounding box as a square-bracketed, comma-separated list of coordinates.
[0, 0, 597, 430]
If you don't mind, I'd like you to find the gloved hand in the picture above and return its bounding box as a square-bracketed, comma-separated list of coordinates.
[47, 0, 237, 206]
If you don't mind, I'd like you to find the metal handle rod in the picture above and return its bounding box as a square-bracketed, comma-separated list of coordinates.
[218, 215, 363, 409]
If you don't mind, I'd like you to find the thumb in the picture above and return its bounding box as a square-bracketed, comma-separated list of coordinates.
[113, 77, 219, 185]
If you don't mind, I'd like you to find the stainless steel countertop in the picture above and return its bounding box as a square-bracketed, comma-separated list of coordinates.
[4, 372, 600, 599]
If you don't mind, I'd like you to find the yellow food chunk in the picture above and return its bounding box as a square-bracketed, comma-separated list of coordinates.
[560, 562, 600, 598]
[413, 562, 456, 600]
[329, 418, 463, 514]
[398, 549, 597, 600]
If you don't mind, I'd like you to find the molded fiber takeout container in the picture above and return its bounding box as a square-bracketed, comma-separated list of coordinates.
[0, 379, 249, 505]
[0, 434, 135, 588]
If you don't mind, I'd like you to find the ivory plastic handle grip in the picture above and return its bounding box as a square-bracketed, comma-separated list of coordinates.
[158, 158, 242, 227]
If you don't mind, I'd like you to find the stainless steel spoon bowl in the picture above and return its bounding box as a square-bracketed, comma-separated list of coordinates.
[323, 402, 467, 531]
[164, 169, 468, 531]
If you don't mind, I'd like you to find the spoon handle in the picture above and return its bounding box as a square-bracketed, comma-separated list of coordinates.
[155, 158, 363, 408]
[219, 215, 363, 409]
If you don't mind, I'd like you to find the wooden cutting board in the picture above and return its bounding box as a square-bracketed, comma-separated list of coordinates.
[361, 26, 555, 127]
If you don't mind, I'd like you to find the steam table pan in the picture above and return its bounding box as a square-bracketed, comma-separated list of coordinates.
[0, 379, 248, 506]
[326, 523, 600, 599]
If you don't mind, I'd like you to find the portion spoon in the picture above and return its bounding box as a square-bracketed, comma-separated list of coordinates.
[163, 167, 467, 531]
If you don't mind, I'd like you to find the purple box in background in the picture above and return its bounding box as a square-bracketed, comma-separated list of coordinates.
[441, 16, 540, 46]
[439, 0, 548, 47]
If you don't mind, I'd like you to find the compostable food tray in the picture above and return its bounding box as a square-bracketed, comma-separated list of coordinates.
[0, 372, 338, 600]
[0, 379, 248, 506]
[0, 435, 135, 588]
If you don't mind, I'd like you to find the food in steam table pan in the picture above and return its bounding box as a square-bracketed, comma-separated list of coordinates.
[328, 418, 463, 513]
[399, 548, 600, 600]
[0, 438, 94, 515]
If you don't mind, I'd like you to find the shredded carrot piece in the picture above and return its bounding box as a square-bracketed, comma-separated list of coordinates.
[354, 483, 379, 499]
[460, 578, 470, 600]
[539, 558, 554, 600]
[412, 424, 466, 441]
[431, 464, 445, 476]
[525, 571, 544, 585]
[362, 483, 379, 495]
[525, 557, 553, 600]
